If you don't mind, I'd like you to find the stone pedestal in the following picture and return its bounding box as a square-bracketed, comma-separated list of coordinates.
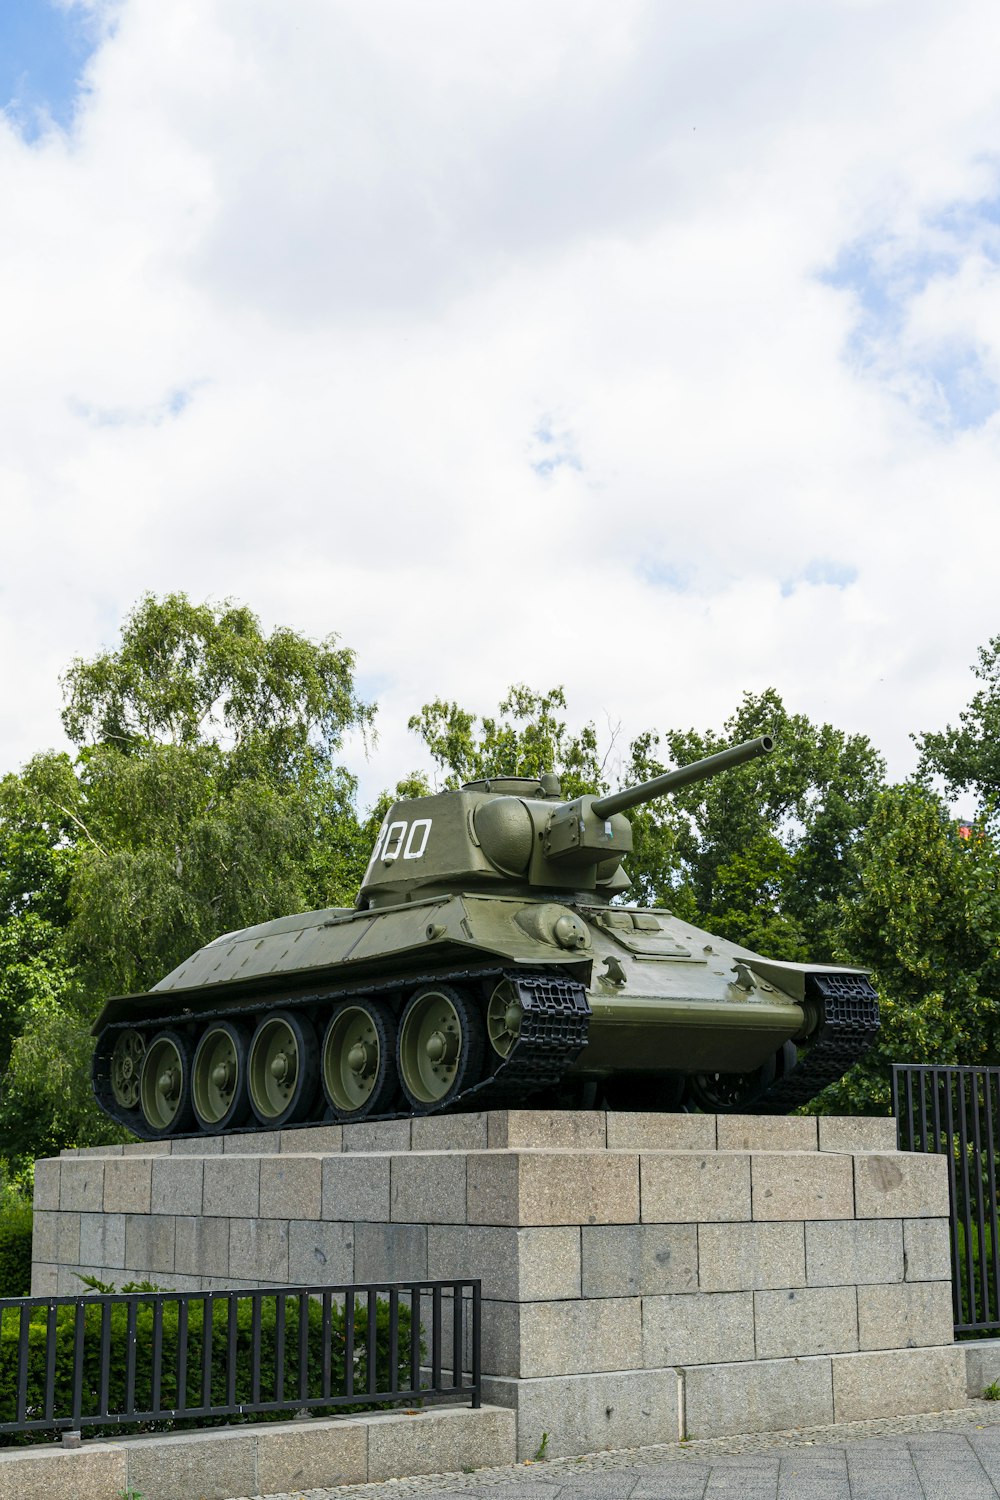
[32, 1110, 966, 1459]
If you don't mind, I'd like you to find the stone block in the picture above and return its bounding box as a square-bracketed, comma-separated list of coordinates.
[640, 1152, 750, 1223]
[60, 1158, 106, 1213]
[54, 1212, 80, 1264]
[30, 1263, 57, 1296]
[279, 1124, 342, 1153]
[229, 1218, 289, 1283]
[151, 1156, 204, 1216]
[80, 1213, 126, 1270]
[78, 1144, 124, 1156]
[223, 1129, 280, 1153]
[857, 1280, 955, 1350]
[482, 1368, 680, 1460]
[175, 1216, 230, 1278]
[412, 1113, 489, 1151]
[428, 1224, 580, 1301]
[853, 1152, 949, 1218]
[819, 1116, 897, 1153]
[754, 1286, 858, 1358]
[484, 1296, 642, 1378]
[124, 1140, 170, 1155]
[751, 1152, 853, 1220]
[717, 1116, 818, 1152]
[203, 1156, 259, 1217]
[642, 1292, 754, 1367]
[256, 1417, 368, 1491]
[124, 1214, 175, 1275]
[682, 1354, 834, 1439]
[366, 1404, 516, 1481]
[0, 1443, 127, 1500]
[964, 1338, 1000, 1397]
[581, 1223, 697, 1297]
[31, 1209, 58, 1263]
[805, 1219, 903, 1286]
[391, 1153, 467, 1224]
[342, 1119, 411, 1153]
[487, 1110, 607, 1150]
[699, 1222, 805, 1292]
[354, 1222, 427, 1281]
[170, 1134, 223, 1154]
[606, 1112, 716, 1151]
[260, 1155, 322, 1219]
[125, 1428, 257, 1500]
[832, 1345, 966, 1421]
[903, 1217, 953, 1281]
[468, 1150, 638, 1226]
[32, 1157, 59, 1210]
[288, 1219, 354, 1284]
[323, 1153, 390, 1221]
[103, 1158, 151, 1215]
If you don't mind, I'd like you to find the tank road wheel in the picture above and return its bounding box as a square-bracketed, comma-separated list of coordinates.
[397, 984, 485, 1112]
[686, 1041, 796, 1113]
[322, 1003, 398, 1120]
[139, 1030, 195, 1137]
[192, 1021, 251, 1133]
[486, 980, 522, 1058]
[110, 1029, 146, 1112]
[248, 1010, 319, 1127]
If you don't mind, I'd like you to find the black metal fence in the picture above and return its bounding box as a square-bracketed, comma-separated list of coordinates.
[893, 1063, 1000, 1335]
[0, 1279, 480, 1439]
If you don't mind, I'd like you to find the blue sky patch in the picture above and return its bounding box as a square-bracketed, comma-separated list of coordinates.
[637, 559, 690, 593]
[529, 418, 583, 479]
[1, 1, 101, 139]
[822, 190, 1000, 433]
[781, 559, 858, 598]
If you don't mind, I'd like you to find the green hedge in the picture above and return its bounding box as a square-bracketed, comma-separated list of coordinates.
[0, 1292, 417, 1444]
[0, 1206, 32, 1299]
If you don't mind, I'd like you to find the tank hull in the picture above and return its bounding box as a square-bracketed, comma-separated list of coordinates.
[92, 894, 877, 1140]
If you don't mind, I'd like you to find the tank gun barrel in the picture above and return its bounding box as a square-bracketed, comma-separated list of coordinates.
[591, 735, 774, 820]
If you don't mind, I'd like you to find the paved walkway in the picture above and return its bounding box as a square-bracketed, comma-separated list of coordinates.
[244, 1403, 1000, 1500]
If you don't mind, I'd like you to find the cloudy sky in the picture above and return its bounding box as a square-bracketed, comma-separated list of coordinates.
[2, 0, 999, 807]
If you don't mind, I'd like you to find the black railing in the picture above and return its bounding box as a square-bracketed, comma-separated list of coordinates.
[0, 1279, 481, 1438]
[894, 1063, 1000, 1335]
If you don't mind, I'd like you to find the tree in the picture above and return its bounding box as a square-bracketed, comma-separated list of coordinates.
[818, 782, 1000, 1114]
[409, 685, 608, 798]
[0, 594, 375, 1167]
[622, 689, 886, 960]
[916, 635, 1000, 803]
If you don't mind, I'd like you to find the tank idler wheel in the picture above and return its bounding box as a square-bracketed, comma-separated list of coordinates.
[486, 980, 523, 1058]
[686, 1040, 796, 1113]
[192, 1021, 251, 1132]
[397, 984, 485, 1112]
[110, 1029, 146, 1111]
[248, 1010, 319, 1128]
[322, 1002, 398, 1120]
[139, 1029, 195, 1137]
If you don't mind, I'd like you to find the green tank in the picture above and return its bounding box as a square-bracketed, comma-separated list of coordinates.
[92, 735, 879, 1139]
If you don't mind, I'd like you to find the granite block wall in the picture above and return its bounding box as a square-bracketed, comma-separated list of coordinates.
[32, 1110, 965, 1458]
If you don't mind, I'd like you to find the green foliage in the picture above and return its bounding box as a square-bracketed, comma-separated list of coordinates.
[983, 1381, 1000, 1401]
[409, 685, 607, 798]
[620, 688, 885, 961]
[0, 1292, 413, 1444]
[0, 1187, 32, 1298]
[916, 635, 1000, 803]
[817, 783, 1000, 1113]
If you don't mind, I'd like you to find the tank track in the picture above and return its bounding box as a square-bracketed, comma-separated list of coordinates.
[743, 971, 880, 1114]
[93, 965, 591, 1140]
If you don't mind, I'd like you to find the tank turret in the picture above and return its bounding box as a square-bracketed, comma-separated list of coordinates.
[359, 736, 774, 907]
[91, 734, 879, 1141]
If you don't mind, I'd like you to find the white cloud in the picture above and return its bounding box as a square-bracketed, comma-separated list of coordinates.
[2, 0, 1000, 810]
